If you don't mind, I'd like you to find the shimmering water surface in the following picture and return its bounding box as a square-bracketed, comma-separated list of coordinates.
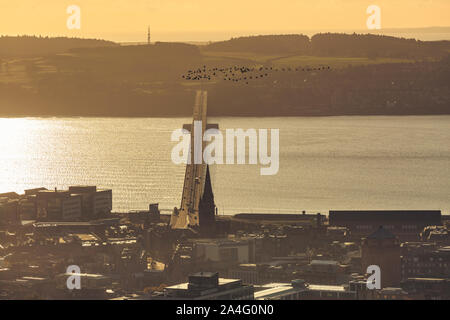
[0, 116, 449, 214]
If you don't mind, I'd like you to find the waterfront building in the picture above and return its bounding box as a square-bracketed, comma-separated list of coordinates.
[36, 190, 82, 221]
[329, 210, 442, 240]
[0, 186, 112, 222]
[69, 186, 112, 220]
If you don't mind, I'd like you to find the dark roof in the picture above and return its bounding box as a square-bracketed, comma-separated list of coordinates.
[234, 213, 318, 221]
[0, 192, 20, 199]
[24, 188, 47, 195]
[329, 210, 442, 224]
[190, 272, 218, 278]
[367, 226, 396, 240]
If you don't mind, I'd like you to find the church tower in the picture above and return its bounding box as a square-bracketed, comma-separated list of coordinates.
[198, 165, 216, 235]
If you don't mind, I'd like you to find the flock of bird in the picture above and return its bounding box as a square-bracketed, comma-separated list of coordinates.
[181, 65, 331, 84]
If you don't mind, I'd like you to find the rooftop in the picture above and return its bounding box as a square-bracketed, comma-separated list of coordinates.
[254, 286, 297, 299]
[165, 278, 240, 291]
[406, 277, 447, 283]
[310, 260, 339, 266]
[308, 284, 346, 292]
[367, 226, 396, 240]
[190, 271, 217, 278]
[192, 238, 249, 246]
[254, 282, 347, 300]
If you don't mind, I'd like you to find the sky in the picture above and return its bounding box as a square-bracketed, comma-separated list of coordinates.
[1, 0, 449, 42]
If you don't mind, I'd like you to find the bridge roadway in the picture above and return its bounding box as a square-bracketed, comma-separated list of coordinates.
[170, 90, 208, 229]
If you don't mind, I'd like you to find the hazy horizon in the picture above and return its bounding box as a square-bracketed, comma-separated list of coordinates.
[2, 0, 450, 42]
[3, 27, 450, 44]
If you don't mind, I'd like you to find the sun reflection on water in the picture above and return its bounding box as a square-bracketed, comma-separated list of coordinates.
[0, 118, 50, 193]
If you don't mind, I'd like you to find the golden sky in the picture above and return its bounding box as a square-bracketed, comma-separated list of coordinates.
[1, 0, 449, 41]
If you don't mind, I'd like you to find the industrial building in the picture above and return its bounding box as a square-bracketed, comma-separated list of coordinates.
[329, 210, 442, 240]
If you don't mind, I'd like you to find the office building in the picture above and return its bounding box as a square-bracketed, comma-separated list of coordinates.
[69, 186, 112, 220]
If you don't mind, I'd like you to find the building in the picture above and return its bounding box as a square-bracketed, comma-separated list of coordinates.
[0, 198, 19, 226]
[361, 226, 401, 288]
[329, 210, 442, 240]
[192, 238, 254, 264]
[24, 188, 47, 196]
[160, 272, 254, 300]
[17, 188, 48, 220]
[229, 264, 260, 284]
[299, 260, 351, 284]
[372, 287, 408, 300]
[420, 225, 449, 243]
[0, 192, 20, 199]
[128, 203, 161, 225]
[55, 272, 112, 299]
[0, 276, 53, 299]
[401, 278, 450, 300]
[18, 197, 37, 221]
[0, 186, 112, 222]
[56, 272, 111, 290]
[36, 190, 82, 221]
[401, 243, 450, 280]
[18, 186, 114, 222]
[69, 186, 112, 220]
[255, 280, 357, 300]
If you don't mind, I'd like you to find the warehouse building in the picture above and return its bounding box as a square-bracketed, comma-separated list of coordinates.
[329, 210, 442, 240]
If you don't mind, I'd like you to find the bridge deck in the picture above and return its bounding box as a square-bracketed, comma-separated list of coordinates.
[171, 90, 208, 229]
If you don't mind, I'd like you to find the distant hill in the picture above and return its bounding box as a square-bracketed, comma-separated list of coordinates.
[0, 34, 448, 117]
[204, 34, 310, 54]
[310, 33, 450, 59]
[204, 33, 450, 59]
[64, 42, 202, 82]
[0, 36, 118, 57]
